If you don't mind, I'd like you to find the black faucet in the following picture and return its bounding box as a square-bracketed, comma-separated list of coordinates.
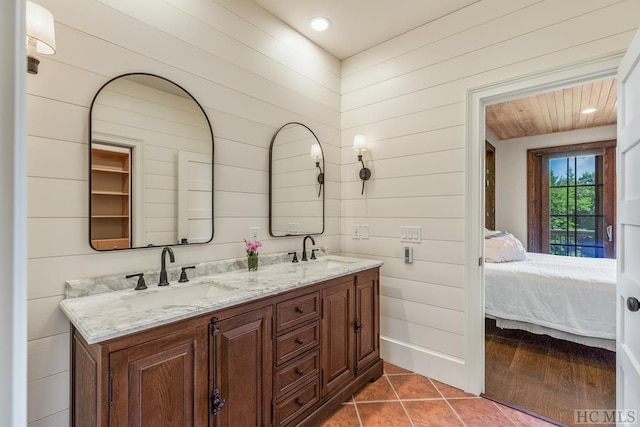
[158, 246, 175, 286]
[301, 235, 315, 261]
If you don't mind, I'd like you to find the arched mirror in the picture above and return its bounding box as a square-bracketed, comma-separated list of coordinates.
[269, 122, 325, 237]
[89, 73, 213, 250]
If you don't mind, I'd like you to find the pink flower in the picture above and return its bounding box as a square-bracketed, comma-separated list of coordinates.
[244, 239, 262, 255]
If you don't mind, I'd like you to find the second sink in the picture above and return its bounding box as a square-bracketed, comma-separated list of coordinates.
[125, 280, 237, 311]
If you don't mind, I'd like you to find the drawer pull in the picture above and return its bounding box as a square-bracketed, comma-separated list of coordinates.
[296, 399, 304, 407]
[295, 306, 304, 314]
[296, 338, 304, 345]
[295, 368, 304, 376]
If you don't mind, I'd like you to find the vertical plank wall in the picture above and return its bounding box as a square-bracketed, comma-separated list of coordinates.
[25, 0, 341, 425]
[340, 0, 639, 388]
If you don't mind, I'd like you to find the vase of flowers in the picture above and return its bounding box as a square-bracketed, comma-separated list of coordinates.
[245, 239, 262, 271]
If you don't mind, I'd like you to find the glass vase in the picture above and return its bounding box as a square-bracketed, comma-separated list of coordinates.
[248, 253, 258, 271]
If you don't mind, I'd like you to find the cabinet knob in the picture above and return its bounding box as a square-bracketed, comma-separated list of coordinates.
[296, 399, 304, 407]
[296, 338, 304, 345]
[295, 306, 304, 314]
[627, 297, 640, 312]
[296, 368, 304, 376]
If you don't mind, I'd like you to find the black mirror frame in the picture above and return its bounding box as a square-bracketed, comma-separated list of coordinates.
[268, 121, 325, 237]
[88, 72, 215, 251]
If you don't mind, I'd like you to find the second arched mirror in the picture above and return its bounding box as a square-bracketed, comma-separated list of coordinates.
[269, 122, 325, 237]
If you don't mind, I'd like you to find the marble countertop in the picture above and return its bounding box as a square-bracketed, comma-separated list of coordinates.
[59, 255, 383, 345]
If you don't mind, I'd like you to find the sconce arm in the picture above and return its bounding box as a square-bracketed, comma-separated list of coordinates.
[357, 154, 371, 195]
[316, 162, 324, 198]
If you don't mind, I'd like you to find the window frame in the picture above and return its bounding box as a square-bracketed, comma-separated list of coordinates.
[527, 140, 616, 258]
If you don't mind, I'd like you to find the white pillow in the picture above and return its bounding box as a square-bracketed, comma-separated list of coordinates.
[484, 233, 526, 263]
[485, 228, 508, 239]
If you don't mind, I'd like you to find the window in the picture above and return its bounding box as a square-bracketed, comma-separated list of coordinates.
[527, 141, 616, 259]
[548, 155, 603, 257]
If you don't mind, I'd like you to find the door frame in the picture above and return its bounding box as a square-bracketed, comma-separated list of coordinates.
[464, 52, 624, 395]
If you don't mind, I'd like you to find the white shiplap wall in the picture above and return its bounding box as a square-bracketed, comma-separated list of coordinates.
[25, 0, 340, 425]
[340, 0, 639, 388]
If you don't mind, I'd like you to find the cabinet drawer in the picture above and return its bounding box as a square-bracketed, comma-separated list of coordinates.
[276, 378, 320, 426]
[276, 349, 319, 399]
[276, 321, 319, 366]
[276, 291, 320, 332]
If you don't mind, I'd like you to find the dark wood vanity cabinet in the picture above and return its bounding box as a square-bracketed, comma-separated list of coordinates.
[72, 320, 210, 427]
[71, 267, 382, 427]
[210, 307, 273, 427]
[355, 269, 380, 374]
[108, 327, 209, 426]
[321, 279, 354, 397]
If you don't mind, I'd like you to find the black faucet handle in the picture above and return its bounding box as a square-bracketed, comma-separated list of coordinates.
[311, 249, 319, 260]
[179, 266, 196, 283]
[126, 273, 147, 291]
[288, 251, 299, 263]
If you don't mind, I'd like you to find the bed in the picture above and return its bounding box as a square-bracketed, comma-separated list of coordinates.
[484, 252, 617, 351]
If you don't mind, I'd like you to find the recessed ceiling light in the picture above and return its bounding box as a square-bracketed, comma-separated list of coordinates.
[309, 17, 331, 32]
[581, 108, 598, 114]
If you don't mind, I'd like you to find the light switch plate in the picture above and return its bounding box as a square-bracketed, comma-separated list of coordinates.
[360, 224, 370, 239]
[400, 226, 421, 243]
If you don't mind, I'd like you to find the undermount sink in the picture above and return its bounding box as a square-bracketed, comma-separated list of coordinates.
[125, 281, 237, 311]
[305, 257, 359, 270]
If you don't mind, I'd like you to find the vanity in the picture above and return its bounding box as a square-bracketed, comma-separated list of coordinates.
[61, 255, 383, 426]
[70, 73, 372, 425]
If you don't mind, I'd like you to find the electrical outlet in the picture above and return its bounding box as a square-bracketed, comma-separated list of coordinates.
[250, 227, 260, 241]
[360, 224, 370, 239]
[352, 224, 361, 239]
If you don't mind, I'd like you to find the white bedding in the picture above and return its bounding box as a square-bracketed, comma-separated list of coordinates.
[485, 252, 617, 341]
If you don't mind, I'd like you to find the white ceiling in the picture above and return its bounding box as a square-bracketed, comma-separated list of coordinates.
[252, 0, 480, 60]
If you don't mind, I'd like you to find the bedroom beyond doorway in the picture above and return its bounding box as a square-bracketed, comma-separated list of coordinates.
[482, 76, 618, 426]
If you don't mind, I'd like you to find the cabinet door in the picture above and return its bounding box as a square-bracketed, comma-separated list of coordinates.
[321, 280, 354, 397]
[210, 306, 273, 427]
[109, 327, 207, 427]
[355, 269, 380, 375]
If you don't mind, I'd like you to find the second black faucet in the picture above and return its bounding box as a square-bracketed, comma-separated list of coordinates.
[301, 235, 315, 261]
[159, 246, 175, 286]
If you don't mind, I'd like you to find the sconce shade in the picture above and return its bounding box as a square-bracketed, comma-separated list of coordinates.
[26, 1, 56, 55]
[310, 143, 322, 159]
[353, 135, 367, 152]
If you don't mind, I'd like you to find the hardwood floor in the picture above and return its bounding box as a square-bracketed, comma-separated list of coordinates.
[484, 319, 616, 426]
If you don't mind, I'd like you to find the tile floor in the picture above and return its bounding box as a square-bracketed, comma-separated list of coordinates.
[320, 362, 559, 427]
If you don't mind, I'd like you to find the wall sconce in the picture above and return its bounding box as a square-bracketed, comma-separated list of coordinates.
[310, 143, 324, 197]
[26, 1, 56, 75]
[353, 135, 371, 195]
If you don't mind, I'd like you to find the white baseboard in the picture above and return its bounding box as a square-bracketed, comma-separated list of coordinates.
[380, 336, 467, 392]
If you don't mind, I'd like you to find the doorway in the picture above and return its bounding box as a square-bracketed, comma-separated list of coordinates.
[481, 80, 617, 424]
[464, 54, 624, 409]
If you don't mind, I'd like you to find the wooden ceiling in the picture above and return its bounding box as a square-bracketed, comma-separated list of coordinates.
[486, 78, 617, 140]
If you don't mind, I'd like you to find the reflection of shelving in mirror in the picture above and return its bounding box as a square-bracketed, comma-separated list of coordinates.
[91, 145, 131, 250]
